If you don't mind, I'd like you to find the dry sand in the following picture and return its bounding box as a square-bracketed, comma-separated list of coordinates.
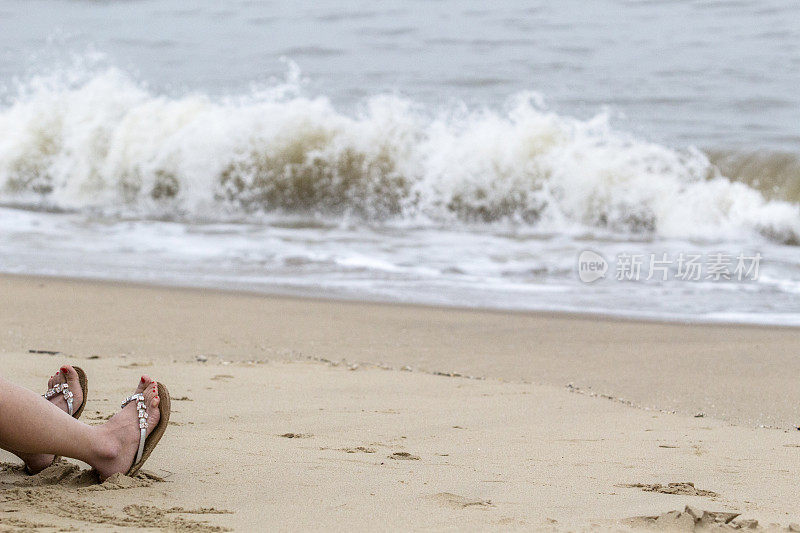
[0, 274, 799, 531]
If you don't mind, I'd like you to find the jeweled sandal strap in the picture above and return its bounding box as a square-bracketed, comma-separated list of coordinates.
[121, 392, 148, 464]
[43, 382, 74, 417]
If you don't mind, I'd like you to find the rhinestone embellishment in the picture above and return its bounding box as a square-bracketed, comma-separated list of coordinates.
[122, 393, 149, 430]
[121, 390, 152, 464]
[43, 381, 74, 416]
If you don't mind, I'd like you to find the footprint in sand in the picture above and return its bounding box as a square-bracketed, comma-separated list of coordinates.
[430, 492, 493, 509]
[624, 506, 747, 529]
[0, 463, 230, 530]
[279, 433, 312, 439]
[119, 361, 154, 369]
[341, 446, 377, 454]
[211, 374, 234, 381]
[388, 452, 420, 460]
[619, 482, 717, 497]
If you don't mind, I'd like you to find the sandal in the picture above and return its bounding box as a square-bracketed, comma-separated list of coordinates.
[120, 382, 171, 476]
[32, 366, 89, 472]
[43, 366, 88, 419]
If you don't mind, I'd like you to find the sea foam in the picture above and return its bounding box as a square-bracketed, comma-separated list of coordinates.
[1, 64, 798, 244]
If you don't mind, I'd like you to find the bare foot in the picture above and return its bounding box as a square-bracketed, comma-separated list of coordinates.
[18, 365, 84, 473]
[92, 375, 160, 481]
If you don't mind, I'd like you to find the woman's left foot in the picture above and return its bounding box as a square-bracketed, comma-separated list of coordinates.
[92, 376, 160, 480]
[17, 365, 84, 473]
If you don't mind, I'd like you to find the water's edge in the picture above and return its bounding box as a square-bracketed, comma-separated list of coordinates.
[4, 270, 797, 330]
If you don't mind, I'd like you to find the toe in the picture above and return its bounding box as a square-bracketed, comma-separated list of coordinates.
[143, 381, 160, 429]
[47, 374, 55, 389]
[135, 375, 151, 394]
[144, 380, 157, 402]
[61, 365, 81, 395]
[61, 365, 78, 385]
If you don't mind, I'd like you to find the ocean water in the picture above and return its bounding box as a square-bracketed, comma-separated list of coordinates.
[0, 0, 799, 325]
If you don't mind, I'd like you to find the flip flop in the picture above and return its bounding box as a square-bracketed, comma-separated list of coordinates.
[120, 381, 170, 477]
[34, 366, 89, 471]
[43, 366, 88, 418]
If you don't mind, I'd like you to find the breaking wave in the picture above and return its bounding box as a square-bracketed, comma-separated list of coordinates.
[1, 64, 799, 244]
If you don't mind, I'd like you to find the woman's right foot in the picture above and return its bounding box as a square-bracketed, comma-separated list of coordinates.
[18, 365, 84, 474]
[92, 375, 160, 481]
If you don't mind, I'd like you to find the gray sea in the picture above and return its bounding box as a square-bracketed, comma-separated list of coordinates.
[1, 0, 799, 324]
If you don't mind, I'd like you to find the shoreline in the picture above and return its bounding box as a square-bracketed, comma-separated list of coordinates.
[2, 273, 799, 429]
[2, 271, 797, 331]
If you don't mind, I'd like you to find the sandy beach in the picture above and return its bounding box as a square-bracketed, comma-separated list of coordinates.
[1, 275, 798, 428]
[1, 274, 799, 531]
[3, 1, 800, 530]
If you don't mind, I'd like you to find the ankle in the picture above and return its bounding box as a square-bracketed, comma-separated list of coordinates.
[88, 426, 121, 466]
